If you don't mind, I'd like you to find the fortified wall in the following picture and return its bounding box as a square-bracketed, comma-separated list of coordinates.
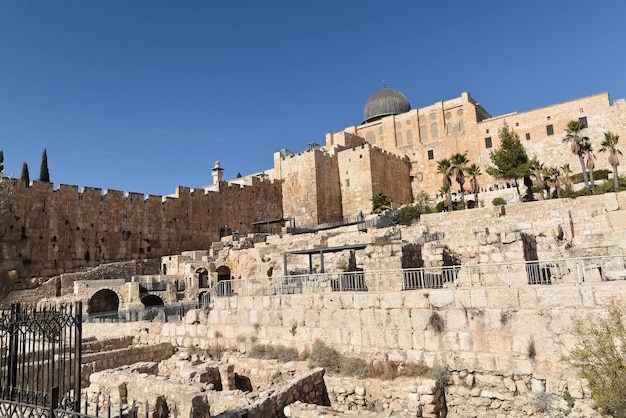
[0, 176, 282, 291]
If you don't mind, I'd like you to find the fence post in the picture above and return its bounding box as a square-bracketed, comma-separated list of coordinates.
[8, 303, 20, 396]
[50, 386, 59, 413]
[74, 301, 83, 412]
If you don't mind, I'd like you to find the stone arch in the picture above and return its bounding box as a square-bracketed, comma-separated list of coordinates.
[196, 267, 209, 288]
[88, 289, 120, 314]
[216, 265, 233, 296]
[141, 294, 165, 307]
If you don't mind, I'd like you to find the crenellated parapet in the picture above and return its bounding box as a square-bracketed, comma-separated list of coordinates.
[0, 178, 282, 290]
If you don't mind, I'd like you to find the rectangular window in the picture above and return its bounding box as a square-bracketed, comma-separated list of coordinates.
[427, 150, 434, 160]
[525, 133, 531, 140]
[345, 179, 350, 187]
[546, 125, 554, 136]
[579, 116, 588, 128]
[485, 137, 492, 148]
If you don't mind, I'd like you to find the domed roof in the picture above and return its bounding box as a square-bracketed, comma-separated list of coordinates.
[363, 88, 411, 123]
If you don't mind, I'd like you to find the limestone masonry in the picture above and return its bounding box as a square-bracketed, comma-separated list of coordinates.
[1, 89, 624, 286]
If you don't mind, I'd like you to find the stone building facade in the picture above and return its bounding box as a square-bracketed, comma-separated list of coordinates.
[1, 88, 625, 289]
[327, 90, 626, 197]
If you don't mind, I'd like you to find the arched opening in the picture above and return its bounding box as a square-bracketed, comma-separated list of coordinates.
[88, 289, 119, 314]
[196, 267, 209, 288]
[216, 266, 232, 296]
[141, 294, 165, 307]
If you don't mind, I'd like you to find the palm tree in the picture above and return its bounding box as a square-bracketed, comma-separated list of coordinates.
[439, 186, 452, 212]
[436, 158, 454, 211]
[545, 167, 562, 198]
[599, 132, 622, 192]
[466, 163, 481, 207]
[563, 120, 591, 194]
[560, 163, 573, 190]
[583, 142, 596, 193]
[450, 152, 469, 207]
[529, 159, 545, 200]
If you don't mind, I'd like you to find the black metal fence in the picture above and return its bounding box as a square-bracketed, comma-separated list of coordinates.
[0, 303, 82, 417]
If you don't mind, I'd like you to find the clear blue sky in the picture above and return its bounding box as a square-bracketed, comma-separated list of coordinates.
[2, 1, 625, 196]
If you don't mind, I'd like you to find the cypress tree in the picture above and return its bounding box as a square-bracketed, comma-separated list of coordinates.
[0, 149, 4, 173]
[21, 162, 30, 186]
[39, 148, 50, 182]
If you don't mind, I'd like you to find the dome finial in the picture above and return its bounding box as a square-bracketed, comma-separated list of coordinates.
[383, 79, 387, 88]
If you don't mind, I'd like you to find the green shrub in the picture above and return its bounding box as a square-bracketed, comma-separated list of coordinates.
[593, 169, 611, 180]
[570, 305, 626, 417]
[492, 197, 507, 206]
[435, 201, 446, 212]
[397, 205, 421, 226]
[414, 191, 433, 214]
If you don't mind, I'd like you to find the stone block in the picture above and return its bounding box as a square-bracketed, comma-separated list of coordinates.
[352, 292, 379, 309]
[427, 289, 455, 308]
[322, 295, 343, 310]
[486, 288, 520, 308]
[536, 286, 583, 309]
[531, 378, 545, 392]
[378, 292, 403, 310]
[566, 379, 584, 399]
[469, 289, 487, 307]
[389, 308, 411, 329]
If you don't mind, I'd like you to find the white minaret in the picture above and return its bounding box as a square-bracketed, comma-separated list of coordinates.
[212, 161, 224, 185]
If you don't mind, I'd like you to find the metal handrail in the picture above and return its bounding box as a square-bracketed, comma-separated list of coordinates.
[204, 255, 626, 298]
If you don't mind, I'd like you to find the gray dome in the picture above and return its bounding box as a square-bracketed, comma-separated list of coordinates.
[363, 88, 411, 123]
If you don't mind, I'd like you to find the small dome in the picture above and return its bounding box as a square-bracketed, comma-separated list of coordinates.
[363, 88, 411, 123]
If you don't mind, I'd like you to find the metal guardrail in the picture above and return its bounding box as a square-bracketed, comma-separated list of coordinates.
[289, 210, 399, 235]
[83, 302, 203, 323]
[204, 255, 626, 298]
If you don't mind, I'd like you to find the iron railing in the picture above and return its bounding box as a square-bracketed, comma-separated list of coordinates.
[0, 303, 82, 416]
[204, 255, 626, 298]
[83, 302, 203, 324]
[288, 210, 399, 235]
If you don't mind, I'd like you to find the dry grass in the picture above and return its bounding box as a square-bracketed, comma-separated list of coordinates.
[307, 339, 343, 374]
[206, 344, 225, 361]
[248, 343, 299, 362]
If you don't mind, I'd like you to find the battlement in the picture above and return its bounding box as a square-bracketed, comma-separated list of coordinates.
[0, 175, 283, 284]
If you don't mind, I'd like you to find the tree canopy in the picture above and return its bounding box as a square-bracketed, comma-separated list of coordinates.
[39, 148, 50, 182]
[21, 162, 30, 186]
[371, 192, 391, 214]
[487, 123, 529, 197]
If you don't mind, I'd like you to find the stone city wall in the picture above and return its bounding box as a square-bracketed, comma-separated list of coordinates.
[0, 177, 282, 294]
